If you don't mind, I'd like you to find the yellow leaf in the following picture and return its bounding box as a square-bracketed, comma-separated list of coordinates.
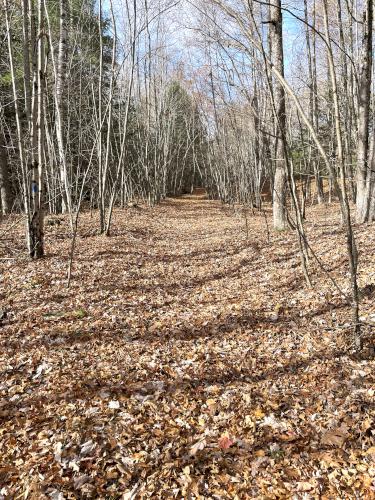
[362, 419, 372, 432]
[253, 408, 265, 419]
[255, 449, 265, 457]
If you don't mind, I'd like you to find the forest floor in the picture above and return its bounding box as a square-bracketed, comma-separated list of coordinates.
[1, 193, 375, 499]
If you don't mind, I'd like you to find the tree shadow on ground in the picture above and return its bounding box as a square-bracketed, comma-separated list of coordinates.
[0, 296, 349, 360]
[0, 345, 347, 428]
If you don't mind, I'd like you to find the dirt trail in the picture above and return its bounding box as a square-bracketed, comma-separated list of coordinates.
[0, 198, 375, 497]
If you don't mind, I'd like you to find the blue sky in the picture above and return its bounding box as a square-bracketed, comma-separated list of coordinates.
[99, 0, 306, 86]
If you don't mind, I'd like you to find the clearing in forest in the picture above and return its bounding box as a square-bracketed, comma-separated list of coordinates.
[1, 195, 375, 498]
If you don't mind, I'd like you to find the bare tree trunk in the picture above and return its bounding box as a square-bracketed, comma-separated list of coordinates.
[29, 0, 45, 259]
[56, 0, 71, 215]
[0, 127, 13, 214]
[100, 0, 117, 231]
[305, 0, 323, 204]
[22, 0, 32, 129]
[104, 0, 137, 235]
[97, 0, 104, 232]
[356, 0, 373, 223]
[323, 0, 360, 349]
[269, 0, 287, 230]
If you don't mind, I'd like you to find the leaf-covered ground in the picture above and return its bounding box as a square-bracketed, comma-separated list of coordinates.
[1, 194, 375, 499]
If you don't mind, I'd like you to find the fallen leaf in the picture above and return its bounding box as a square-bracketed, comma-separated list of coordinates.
[297, 481, 314, 492]
[108, 400, 120, 409]
[253, 408, 265, 419]
[54, 442, 63, 464]
[33, 362, 51, 380]
[190, 437, 207, 456]
[218, 433, 235, 449]
[321, 424, 349, 447]
[80, 440, 96, 456]
[49, 490, 65, 500]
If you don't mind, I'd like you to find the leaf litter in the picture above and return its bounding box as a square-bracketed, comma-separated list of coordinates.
[0, 196, 375, 498]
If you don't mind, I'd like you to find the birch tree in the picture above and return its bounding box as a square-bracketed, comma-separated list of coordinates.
[29, 0, 46, 258]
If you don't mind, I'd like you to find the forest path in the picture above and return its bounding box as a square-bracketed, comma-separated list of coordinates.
[1, 199, 375, 497]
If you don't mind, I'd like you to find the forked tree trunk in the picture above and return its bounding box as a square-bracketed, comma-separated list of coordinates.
[29, 0, 45, 259]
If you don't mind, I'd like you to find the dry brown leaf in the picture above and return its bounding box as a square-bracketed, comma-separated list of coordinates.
[190, 437, 207, 456]
[321, 424, 349, 447]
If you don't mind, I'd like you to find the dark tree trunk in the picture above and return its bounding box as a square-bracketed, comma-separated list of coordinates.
[0, 131, 13, 215]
